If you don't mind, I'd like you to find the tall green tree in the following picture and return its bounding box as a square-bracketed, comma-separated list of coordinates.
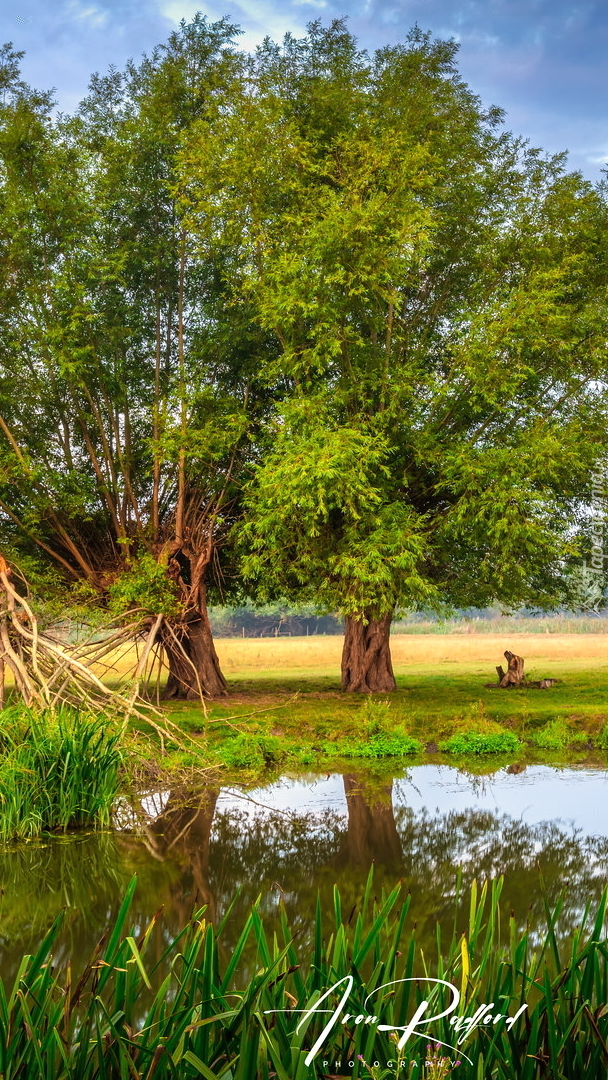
[180, 21, 608, 690]
[0, 22, 274, 698]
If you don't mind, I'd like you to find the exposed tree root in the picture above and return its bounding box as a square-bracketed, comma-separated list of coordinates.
[0, 555, 207, 754]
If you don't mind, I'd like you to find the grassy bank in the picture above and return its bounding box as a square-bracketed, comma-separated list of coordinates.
[3, 873, 608, 1078]
[126, 634, 608, 777]
[3, 635, 605, 790]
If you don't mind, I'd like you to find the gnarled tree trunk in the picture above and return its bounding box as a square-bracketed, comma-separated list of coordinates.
[341, 610, 396, 692]
[162, 545, 227, 699]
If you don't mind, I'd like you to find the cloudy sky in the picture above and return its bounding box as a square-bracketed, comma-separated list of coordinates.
[2, 0, 606, 180]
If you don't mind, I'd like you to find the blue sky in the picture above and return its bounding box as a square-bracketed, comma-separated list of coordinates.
[3, 0, 606, 180]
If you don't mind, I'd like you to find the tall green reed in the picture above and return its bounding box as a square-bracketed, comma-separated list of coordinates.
[0, 873, 607, 1078]
[0, 705, 122, 840]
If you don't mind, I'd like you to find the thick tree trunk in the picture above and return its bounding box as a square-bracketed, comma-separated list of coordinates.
[163, 606, 227, 699]
[341, 610, 396, 692]
[162, 548, 227, 699]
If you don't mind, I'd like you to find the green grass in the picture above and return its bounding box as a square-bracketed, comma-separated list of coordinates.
[118, 636, 608, 779]
[2, 872, 608, 1078]
[0, 706, 122, 841]
[340, 729, 423, 758]
[146, 687, 607, 781]
[166, 667, 608, 737]
[220, 732, 287, 769]
[528, 717, 589, 750]
[439, 728, 522, 755]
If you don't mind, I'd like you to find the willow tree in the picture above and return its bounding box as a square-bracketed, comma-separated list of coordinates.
[180, 21, 608, 691]
[0, 23, 273, 698]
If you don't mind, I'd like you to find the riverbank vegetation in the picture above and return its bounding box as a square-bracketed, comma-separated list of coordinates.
[0, 706, 122, 841]
[2, 872, 608, 1078]
[145, 632, 608, 776]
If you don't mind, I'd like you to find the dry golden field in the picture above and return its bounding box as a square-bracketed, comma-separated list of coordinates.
[214, 633, 608, 680]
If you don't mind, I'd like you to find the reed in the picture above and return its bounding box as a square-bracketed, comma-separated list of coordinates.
[0, 705, 122, 840]
[1, 873, 607, 1077]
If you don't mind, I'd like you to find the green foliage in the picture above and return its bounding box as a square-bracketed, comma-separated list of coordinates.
[529, 718, 588, 750]
[342, 730, 422, 758]
[0, 18, 270, 621]
[339, 697, 422, 757]
[181, 22, 608, 621]
[1, 874, 608, 1076]
[439, 728, 522, 755]
[240, 403, 433, 616]
[108, 553, 179, 616]
[0, 11, 607, 700]
[596, 723, 608, 750]
[0, 706, 122, 840]
[291, 747, 317, 765]
[219, 732, 286, 769]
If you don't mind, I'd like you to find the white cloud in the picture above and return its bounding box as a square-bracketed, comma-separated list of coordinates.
[64, 0, 108, 28]
[160, 0, 306, 48]
[161, 0, 204, 23]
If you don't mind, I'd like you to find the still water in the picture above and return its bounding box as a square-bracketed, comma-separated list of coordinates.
[1, 763, 607, 978]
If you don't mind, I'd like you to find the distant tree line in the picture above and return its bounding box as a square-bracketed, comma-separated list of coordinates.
[208, 603, 343, 637]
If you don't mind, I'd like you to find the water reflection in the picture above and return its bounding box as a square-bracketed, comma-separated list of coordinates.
[1, 765, 607, 980]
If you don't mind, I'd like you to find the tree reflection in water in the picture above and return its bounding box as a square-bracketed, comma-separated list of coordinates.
[146, 787, 220, 924]
[0, 768, 607, 982]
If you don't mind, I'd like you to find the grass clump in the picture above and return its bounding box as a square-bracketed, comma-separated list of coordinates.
[341, 730, 422, 758]
[439, 726, 521, 755]
[341, 697, 422, 758]
[0, 706, 122, 841]
[219, 732, 286, 770]
[530, 718, 588, 750]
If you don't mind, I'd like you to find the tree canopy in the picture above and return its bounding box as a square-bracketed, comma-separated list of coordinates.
[0, 22, 278, 696]
[179, 20, 608, 689]
[0, 18, 606, 696]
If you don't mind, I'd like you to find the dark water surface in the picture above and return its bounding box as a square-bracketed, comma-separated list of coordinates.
[1, 763, 608, 980]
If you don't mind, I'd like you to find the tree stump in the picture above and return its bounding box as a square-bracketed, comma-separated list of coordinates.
[496, 650, 525, 688]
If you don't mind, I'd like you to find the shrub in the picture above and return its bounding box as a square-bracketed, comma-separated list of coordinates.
[596, 724, 608, 751]
[439, 728, 521, 755]
[341, 731, 422, 758]
[220, 733, 285, 769]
